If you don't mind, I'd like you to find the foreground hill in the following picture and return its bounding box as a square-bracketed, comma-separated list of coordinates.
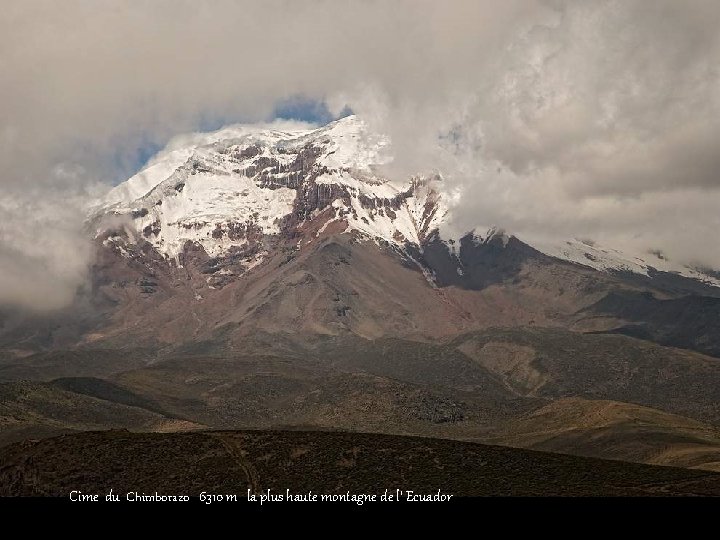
[2, 429, 720, 497]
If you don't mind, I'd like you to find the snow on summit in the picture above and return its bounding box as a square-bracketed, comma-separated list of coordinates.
[90, 115, 719, 287]
[91, 115, 444, 263]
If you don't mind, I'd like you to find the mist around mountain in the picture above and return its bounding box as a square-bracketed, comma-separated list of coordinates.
[1, 115, 720, 498]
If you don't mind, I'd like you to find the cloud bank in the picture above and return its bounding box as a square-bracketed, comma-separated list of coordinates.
[1, 0, 719, 309]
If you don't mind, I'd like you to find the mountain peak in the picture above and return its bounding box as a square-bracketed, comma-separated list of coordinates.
[91, 116, 445, 268]
[89, 118, 719, 289]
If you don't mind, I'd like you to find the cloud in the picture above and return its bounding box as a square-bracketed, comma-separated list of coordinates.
[433, 0, 720, 266]
[0, 187, 93, 311]
[1, 0, 719, 310]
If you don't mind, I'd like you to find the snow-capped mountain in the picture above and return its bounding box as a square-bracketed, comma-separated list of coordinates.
[527, 237, 720, 287]
[90, 115, 719, 289]
[91, 116, 444, 268]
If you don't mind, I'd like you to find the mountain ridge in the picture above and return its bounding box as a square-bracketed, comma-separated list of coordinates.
[89, 115, 720, 290]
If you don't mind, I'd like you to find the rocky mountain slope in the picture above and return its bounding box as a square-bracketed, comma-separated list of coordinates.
[68, 115, 719, 353]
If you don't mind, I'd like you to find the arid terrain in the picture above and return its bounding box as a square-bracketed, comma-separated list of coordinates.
[3, 429, 720, 497]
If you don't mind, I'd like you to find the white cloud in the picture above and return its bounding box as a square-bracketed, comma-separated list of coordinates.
[1, 0, 719, 309]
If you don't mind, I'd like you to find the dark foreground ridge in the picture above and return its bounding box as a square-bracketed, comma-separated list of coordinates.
[2, 429, 720, 497]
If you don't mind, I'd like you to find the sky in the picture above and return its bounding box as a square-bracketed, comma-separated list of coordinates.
[1, 0, 720, 310]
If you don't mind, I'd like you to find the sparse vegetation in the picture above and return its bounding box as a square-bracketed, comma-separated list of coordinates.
[3, 430, 720, 497]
